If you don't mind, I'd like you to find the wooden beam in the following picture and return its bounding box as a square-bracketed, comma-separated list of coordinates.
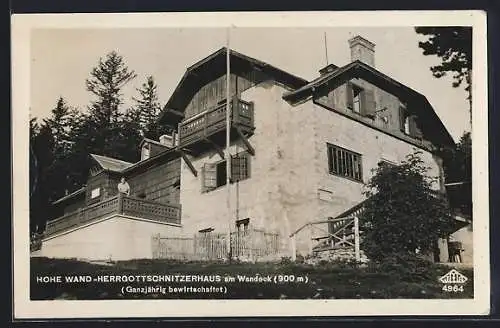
[180, 150, 197, 177]
[178, 147, 195, 156]
[354, 215, 361, 262]
[204, 138, 225, 160]
[235, 127, 255, 156]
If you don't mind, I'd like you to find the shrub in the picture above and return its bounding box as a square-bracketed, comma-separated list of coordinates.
[360, 151, 455, 263]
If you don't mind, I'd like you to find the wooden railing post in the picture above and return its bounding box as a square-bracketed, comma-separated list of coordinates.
[249, 101, 255, 128]
[354, 215, 361, 262]
[232, 97, 239, 124]
[117, 193, 124, 215]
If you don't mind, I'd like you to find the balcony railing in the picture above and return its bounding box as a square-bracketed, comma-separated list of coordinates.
[178, 98, 254, 148]
[45, 194, 181, 238]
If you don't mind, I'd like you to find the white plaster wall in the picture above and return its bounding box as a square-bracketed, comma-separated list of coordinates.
[180, 82, 317, 256]
[309, 101, 442, 221]
[39, 215, 182, 261]
[179, 80, 444, 257]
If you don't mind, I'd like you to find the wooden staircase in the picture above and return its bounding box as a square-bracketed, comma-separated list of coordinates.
[289, 200, 366, 261]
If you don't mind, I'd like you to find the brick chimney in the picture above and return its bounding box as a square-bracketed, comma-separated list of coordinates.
[348, 35, 375, 67]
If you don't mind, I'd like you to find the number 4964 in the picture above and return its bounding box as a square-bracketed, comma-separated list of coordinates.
[442, 284, 464, 292]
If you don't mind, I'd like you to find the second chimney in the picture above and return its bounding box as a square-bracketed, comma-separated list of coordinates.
[348, 35, 375, 67]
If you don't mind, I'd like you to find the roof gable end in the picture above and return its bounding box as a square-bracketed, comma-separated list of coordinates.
[159, 47, 308, 125]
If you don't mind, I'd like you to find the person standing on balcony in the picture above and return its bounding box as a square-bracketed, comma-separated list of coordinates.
[117, 177, 131, 196]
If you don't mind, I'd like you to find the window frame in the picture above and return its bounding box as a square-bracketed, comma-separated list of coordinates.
[236, 218, 250, 232]
[202, 151, 251, 193]
[90, 187, 101, 199]
[326, 143, 363, 183]
[352, 84, 363, 114]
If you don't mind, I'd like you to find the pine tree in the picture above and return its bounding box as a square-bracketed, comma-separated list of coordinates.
[42, 97, 74, 155]
[131, 75, 171, 140]
[30, 123, 56, 233]
[85, 51, 137, 157]
[414, 27, 472, 124]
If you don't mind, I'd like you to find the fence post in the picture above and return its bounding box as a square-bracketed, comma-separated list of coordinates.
[249, 229, 253, 261]
[354, 216, 360, 262]
[151, 233, 159, 259]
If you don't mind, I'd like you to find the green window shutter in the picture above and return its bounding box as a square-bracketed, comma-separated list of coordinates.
[346, 82, 354, 110]
[361, 89, 376, 118]
[203, 163, 217, 190]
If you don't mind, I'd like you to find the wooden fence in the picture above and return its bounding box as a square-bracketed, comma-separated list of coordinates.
[152, 228, 280, 261]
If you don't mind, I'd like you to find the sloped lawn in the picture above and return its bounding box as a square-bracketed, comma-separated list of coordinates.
[30, 257, 473, 300]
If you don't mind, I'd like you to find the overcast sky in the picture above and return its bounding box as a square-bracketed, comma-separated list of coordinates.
[30, 27, 471, 142]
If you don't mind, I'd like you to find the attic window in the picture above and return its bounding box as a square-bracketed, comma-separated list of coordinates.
[399, 106, 423, 139]
[352, 85, 363, 113]
[346, 82, 376, 118]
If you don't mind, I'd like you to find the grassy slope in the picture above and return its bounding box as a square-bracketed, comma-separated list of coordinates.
[30, 257, 473, 300]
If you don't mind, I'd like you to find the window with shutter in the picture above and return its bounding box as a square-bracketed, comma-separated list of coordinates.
[408, 115, 423, 139]
[202, 152, 251, 193]
[399, 105, 409, 134]
[361, 89, 376, 118]
[346, 83, 354, 110]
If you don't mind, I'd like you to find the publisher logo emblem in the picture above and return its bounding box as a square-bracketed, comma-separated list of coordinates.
[439, 269, 468, 284]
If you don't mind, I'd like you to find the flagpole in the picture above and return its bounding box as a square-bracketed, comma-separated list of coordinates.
[324, 32, 329, 66]
[225, 28, 232, 260]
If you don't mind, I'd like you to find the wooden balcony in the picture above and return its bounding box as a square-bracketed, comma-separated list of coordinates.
[44, 194, 181, 238]
[178, 98, 255, 153]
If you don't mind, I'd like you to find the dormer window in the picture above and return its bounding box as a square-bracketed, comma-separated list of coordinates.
[352, 85, 363, 113]
[404, 116, 411, 135]
[141, 143, 151, 160]
[346, 82, 376, 118]
[399, 105, 423, 140]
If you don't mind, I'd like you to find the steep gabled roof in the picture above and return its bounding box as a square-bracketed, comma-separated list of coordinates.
[283, 60, 455, 149]
[158, 47, 308, 125]
[90, 154, 134, 173]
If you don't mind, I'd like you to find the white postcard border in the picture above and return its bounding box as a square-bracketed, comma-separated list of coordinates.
[11, 10, 489, 318]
